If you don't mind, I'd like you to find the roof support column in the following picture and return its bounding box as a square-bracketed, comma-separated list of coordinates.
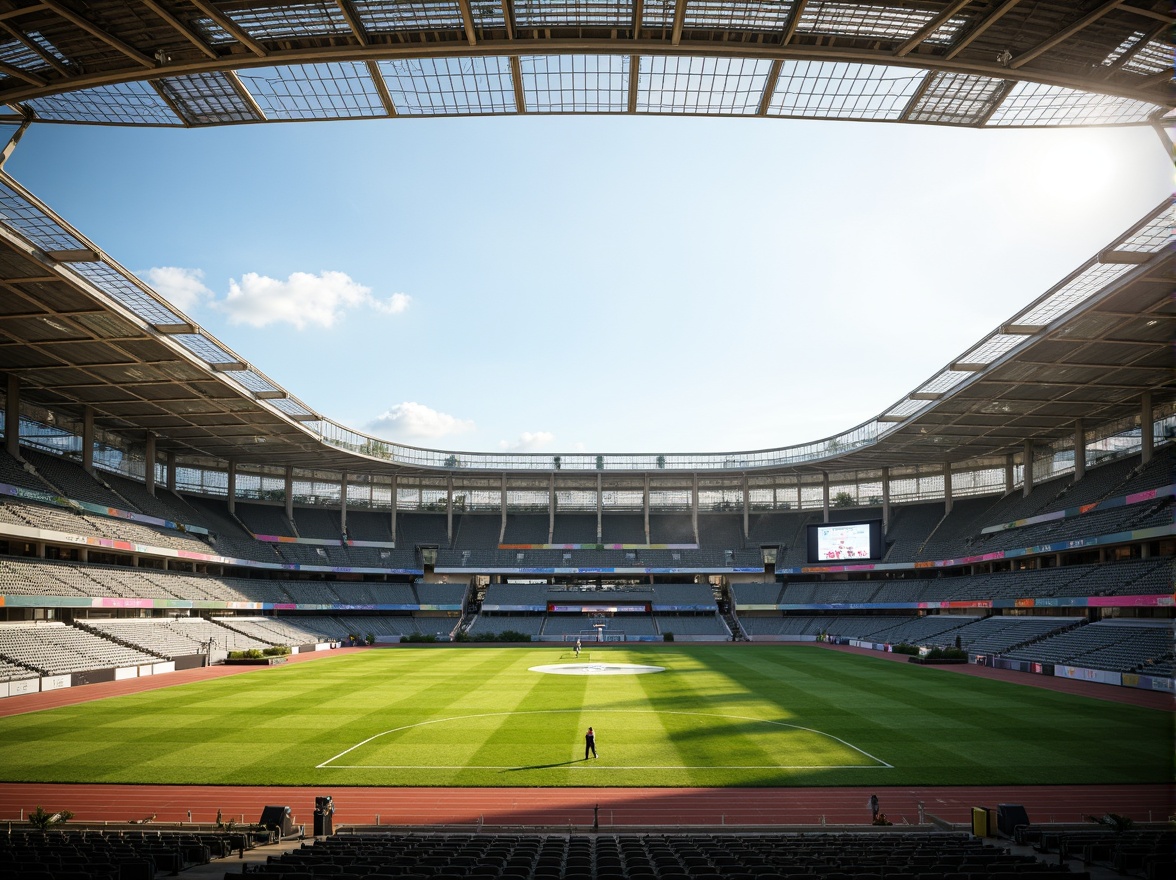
[822, 472, 830, 523]
[340, 471, 348, 540]
[547, 473, 554, 544]
[144, 433, 156, 496]
[1004, 454, 1014, 494]
[5, 374, 18, 458]
[881, 467, 891, 533]
[1140, 391, 1153, 464]
[1073, 420, 1085, 482]
[596, 473, 602, 543]
[742, 475, 749, 542]
[390, 473, 398, 544]
[502, 474, 509, 546]
[943, 460, 953, 515]
[1022, 441, 1034, 498]
[284, 466, 293, 521]
[81, 406, 94, 473]
[446, 476, 454, 546]
[226, 460, 236, 515]
[643, 474, 650, 544]
[691, 474, 699, 545]
[166, 450, 176, 492]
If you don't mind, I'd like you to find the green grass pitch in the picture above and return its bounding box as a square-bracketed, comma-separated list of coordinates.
[0, 645, 1169, 788]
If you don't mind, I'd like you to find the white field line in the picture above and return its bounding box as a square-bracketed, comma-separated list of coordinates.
[316, 708, 893, 770]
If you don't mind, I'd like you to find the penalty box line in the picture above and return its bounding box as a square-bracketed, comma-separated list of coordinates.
[316, 709, 894, 771]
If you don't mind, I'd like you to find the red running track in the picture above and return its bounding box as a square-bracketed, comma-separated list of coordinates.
[0, 644, 1171, 829]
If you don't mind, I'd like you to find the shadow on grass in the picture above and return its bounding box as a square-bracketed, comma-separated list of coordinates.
[502, 759, 584, 772]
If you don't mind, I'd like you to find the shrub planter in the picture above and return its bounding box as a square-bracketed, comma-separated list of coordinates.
[907, 657, 968, 665]
[226, 656, 288, 666]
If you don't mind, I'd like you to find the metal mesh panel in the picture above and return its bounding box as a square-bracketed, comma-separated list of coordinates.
[65, 262, 185, 325]
[799, 2, 966, 45]
[0, 181, 87, 251]
[768, 60, 923, 120]
[226, 2, 353, 39]
[683, 1, 795, 30]
[513, 1, 633, 28]
[906, 71, 1011, 125]
[354, 0, 465, 31]
[27, 81, 181, 125]
[378, 56, 516, 115]
[157, 72, 260, 124]
[986, 81, 1162, 127]
[237, 63, 386, 119]
[173, 334, 236, 364]
[638, 55, 772, 115]
[1016, 263, 1135, 326]
[521, 54, 629, 113]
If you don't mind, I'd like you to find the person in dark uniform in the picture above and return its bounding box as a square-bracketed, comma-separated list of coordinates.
[585, 726, 597, 760]
[869, 794, 880, 822]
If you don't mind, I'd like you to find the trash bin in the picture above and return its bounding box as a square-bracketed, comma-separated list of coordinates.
[313, 795, 334, 836]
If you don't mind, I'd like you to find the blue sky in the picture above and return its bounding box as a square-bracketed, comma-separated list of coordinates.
[10, 116, 1170, 455]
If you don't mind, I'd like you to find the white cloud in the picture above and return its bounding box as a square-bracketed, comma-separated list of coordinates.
[367, 402, 475, 441]
[217, 270, 410, 329]
[140, 266, 213, 312]
[499, 431, 556, 452]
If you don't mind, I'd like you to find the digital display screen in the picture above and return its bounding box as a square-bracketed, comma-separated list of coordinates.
[806, 521, 882, 562]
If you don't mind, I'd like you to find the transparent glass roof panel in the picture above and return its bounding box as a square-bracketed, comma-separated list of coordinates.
[271, 397, 314, 417]
[960, 333, 1023, 366]
[226, 370, 280, 394]
[640, 0, 673, 28]
[1123, 39, 1174, 76]
[513, 1, 633, 28]
[469, 1, 506, 28]
[986, 81, 1162, 127]
[918, 370, 973, 395]
[521, 54, 628, 113]
[192, 17, 237, 44]
[65, 262, 185, 325]
[768, 60, 923, 120]
[225, 2, 353, 40]
[237, 63, 386, 120]
[906, 71, 1011, 125]
[0, 180, 88, 251]
[157, 72, 260, 125]
[27, 81, 181, 125]
[798, 3, 966, 46]
[378, 56, 516, 115]
[684, 0, 795, 30]
[638, 55, 772, 115]
[28, 31, 68, 66]
[0, 39, 48, 73]
[1116, 206, 1170, 253]
[354, 0, 465, 31]
[884, 398, 926, 418]
[1016, 262, 1135, 326]
[173, 334, 236, 364]
[1101, 31, 1147, 66]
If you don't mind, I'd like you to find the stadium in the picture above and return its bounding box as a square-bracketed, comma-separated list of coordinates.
[0, 1, 1172, 878]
